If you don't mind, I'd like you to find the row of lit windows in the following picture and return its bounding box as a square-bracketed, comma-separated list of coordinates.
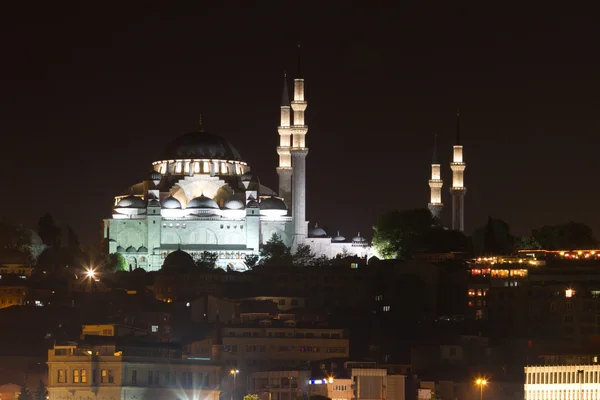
[527, 370, 600, 385]
[157, 160, 244, 176]
[225, 331, 342, 338]
[0, 297, 23, 305]
[468, 289, 488, 297]
[526, 390, 600, 400]
[470, 269, 528, 278]
[57, 369, 106, 384]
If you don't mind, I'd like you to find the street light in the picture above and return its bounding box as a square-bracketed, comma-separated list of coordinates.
[475, 378, 487, 400]
[86, 268, 95, 278]
[230, 369, 239, 400]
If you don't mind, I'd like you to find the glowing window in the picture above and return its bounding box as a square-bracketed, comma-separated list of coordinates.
[194, 162, 200, 173]
[175, 162, 182, 173]
[203, 162, 209, 172]
[468, 289, 476, 297]
[221, 163, 227, 174]
[566, 289, 575, 298]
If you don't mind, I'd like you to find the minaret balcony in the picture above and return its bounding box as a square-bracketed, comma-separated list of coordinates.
[450, 163, 466, 172]
[291, 101, 307, 112]
[429, 180, 443, 189]
[450, 186, 467, 194]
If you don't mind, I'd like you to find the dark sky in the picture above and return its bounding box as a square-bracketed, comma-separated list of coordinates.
[1, 3, 599, 245]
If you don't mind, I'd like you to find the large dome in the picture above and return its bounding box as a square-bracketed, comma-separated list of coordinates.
[162, 249, 195, 269]
[161, 131, 244, 162]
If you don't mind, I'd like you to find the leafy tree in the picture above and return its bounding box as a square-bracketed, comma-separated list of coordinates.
[372, 209, 439, 259]
[312, 254, 331, 267]
[105, 253, 128, 272]
[514, 235, 542, 250]
[259, 233, 291, 265]
[34, 381, 47, 400]
[533, 222, 598, 250]
[243, 253, 259, 269]
[196, 251, 219, 268]
[244, 394, 260, 400]
[292, 244, 315, 266]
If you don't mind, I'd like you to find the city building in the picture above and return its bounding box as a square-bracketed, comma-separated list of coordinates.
[0, 285, 27, 309]
[46, 340, 221, 400]
[524, 364, 600, 400]
[103, 52, 370, 271]
[249, 370, 312, 400]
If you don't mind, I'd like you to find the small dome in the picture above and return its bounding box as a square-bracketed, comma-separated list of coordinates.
[352, 233, 368, 246]
[332, 231, 346, 242]
[116, 195, 146, 208]
[224, 199, 245, 210]
[138, 246, 148, 252]
[125, 246, 136, 252]
[162, 249, 195, 269]
[162, 196, 182, 209]
[187, 195, 219, 209]
[117, 246, 125, 252]
[259, 197, 287, 211]
[308, 223, 328, 238]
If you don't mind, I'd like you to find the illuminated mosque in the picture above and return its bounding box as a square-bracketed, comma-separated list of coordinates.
[102, 63, 370, 271]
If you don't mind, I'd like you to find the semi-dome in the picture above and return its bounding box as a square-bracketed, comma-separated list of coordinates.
[187, 195, 219, 209]
[224, 199, 245, 210]
[116, 195, 146, 208]
[162, 196, 182, 209]
[161, 131, 244, 162]
[259, 197, 287, 211]
[162, 249, 195, 269]
[308, 223, 328, 238]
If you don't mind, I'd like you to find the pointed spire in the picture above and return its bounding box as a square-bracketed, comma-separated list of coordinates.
[432, 133, 439, 164]
[296, 41, 302, 78]
[281, 71, 290, 106]
[455, 109, 460, 145]
[199, 114, 204, 132]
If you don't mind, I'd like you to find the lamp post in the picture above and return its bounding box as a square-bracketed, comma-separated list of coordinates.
[475, 378, 487, 400]
[230, 369, 239, 400]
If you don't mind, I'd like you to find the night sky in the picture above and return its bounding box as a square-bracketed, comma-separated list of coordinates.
[2, 3, 599, 245]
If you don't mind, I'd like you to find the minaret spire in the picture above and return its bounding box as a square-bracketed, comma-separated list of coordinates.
[276, 71, 293, 212]
[296, 41, 302, 78]
[290, 41, 309, 250]
[456, 109, 460, 145]
[450, 111, 467, 231]
[428, 133, 443, 220]
[198, 114, 204, 132]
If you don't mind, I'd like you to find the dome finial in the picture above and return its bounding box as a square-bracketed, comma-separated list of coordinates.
[199, 114, 204, 132]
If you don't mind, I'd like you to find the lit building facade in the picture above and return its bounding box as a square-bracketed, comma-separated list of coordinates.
[525, 365, 600, 400]
[0, 285, 26, 309]
[47, 342, 221, 400]
[103, 55, 370, 271]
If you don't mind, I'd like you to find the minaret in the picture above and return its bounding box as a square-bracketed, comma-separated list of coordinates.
[291, 42, 309, 248]
[450, 111, 467, 231]
[276, 72, 293, 211]
[428, 134, 443, 220]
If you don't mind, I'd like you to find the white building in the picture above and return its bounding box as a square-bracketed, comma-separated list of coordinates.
[525, 364, 600, 400]
[47, 341, 221, 400]
[103, 58, 370, 271]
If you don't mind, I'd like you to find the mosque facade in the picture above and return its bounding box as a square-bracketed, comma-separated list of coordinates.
[103, 66, 370, 271]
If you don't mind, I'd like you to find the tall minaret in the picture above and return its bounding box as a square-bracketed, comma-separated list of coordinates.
[276, 72, 292, 211]
[291, 42, 308, 248]
[428, 134, 443, 220]
[450, 111, 467, 231]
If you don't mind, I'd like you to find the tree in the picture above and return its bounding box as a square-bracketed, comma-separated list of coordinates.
[243, 395, 260, 400]
[472, 217, 513, 255]
[34, 381, 47, 400]
[533, 222, 598, 250]
[38, 213, 61, 250]
[292, 244, 315, 266]
[372, 209, 439, 259]
[18, 385, 33, 400]
[514, 235, 542, 250]
[243, 253, 259, 269]
[196, 251, 219, 268]
[259, 233, 291, 265]
[105, 253, 128, 272]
